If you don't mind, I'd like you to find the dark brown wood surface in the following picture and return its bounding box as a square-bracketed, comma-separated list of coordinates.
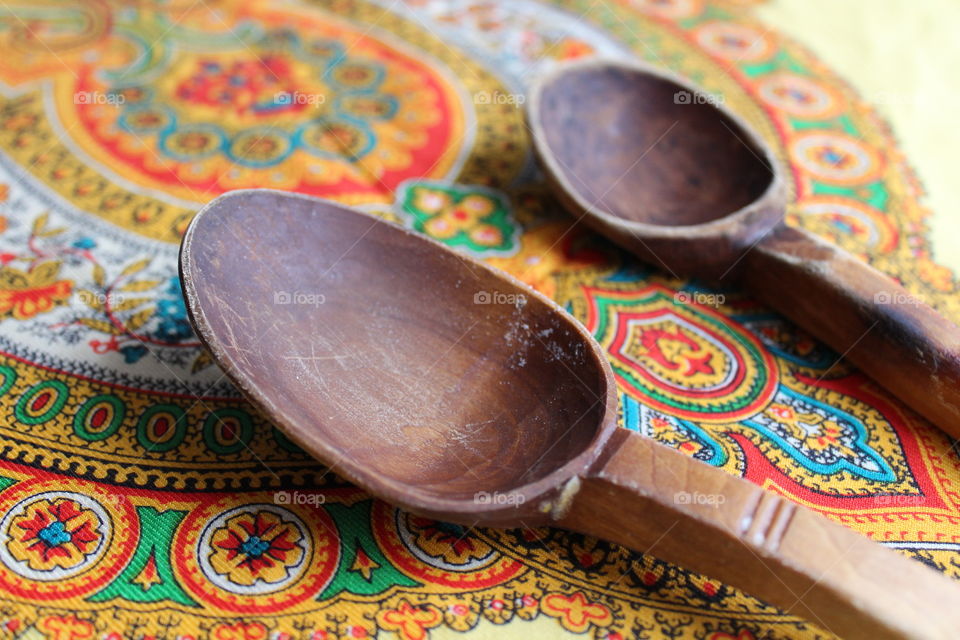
[180, 189, 619, 527]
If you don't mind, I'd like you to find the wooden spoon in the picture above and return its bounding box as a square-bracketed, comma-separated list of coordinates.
[182, 190, 960, 640]
[527, 58, 960, 441]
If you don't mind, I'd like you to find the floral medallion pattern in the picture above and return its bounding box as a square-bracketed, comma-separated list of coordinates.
[1, 493, 106, 578]
[0, 0, 956, 638]
[97, 22, 453, 198]
[397, 181, 520, 257]
[200, 507, 308, 592]
[0, 480, 138, 600]
[173, 497, 338, 614]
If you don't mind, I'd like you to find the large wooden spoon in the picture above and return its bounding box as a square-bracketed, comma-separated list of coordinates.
[527, 58, 960, 441]
[182, 190, 960, 640]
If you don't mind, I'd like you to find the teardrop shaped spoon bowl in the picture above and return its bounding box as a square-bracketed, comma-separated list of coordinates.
[181, 189, 960, 640]
[180, 189, 618, 527]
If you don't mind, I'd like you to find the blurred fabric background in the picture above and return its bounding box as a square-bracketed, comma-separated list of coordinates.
[760, 0, 960, 271]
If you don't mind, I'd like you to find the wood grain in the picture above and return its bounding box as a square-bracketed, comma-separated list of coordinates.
[743, 225, 960, 430]
[560, 428, 960, 640]
[180, 189, 619, 527]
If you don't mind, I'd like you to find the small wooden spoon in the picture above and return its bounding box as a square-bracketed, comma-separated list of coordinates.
[182, 190, 960, 640]
[527, 58, 960, 441]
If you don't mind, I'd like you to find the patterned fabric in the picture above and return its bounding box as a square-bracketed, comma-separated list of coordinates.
[0, 1, 956, 639]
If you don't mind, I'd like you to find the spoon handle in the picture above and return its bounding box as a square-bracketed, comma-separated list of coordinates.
[559, 428, 960, 640]
[739, 224, 960, 439]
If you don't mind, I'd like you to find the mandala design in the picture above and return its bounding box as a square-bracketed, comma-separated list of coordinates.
[0, 0, 526, 242]
[374, 503, 524, 589]
[756, 72, 845, 120]
[1, 493, 106, 578]
[173, 498, 338, 614]
[581, 283, 778, 421]
[85, 19, 457, 201]
[0, 0, 957, 638]
[200, 507, 308, 592]
[789, 131, 885, 185]
[692, 21, 775, 62]
[791, 195, 898, 255]
[0, 479, 138, 600]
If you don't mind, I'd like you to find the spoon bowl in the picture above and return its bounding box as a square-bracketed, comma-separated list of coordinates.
[527, 58, 786, 276]
[180, 189, 617, 526]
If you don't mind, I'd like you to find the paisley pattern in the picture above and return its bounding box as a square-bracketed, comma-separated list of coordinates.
[743, 386, 895, 483]
[582, 283, 778, 421]
[0, 0, 957, 639]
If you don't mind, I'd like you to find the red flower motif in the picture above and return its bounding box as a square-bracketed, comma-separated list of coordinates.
[9, 498, 101, 570]
[209, 511, 303, 585]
